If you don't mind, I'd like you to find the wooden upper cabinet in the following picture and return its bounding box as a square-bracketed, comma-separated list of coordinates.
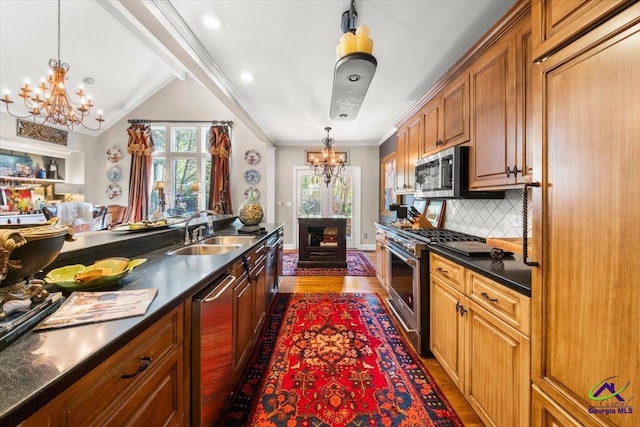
[470, 12, 531, 189]
[531, 0, 635, 61]
[395, 116, 421, 193]
[421, 73, 470, 157]
[441, 73, 470, 148]
[515, 20, 533, 183]
[395, 127, 408, 192]
[469, 30, 517, 189]
[420, 98, 440, 157]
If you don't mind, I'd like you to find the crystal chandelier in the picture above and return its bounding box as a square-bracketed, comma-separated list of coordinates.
[1, 0, 104, 131]
[310, 127, 346, 187]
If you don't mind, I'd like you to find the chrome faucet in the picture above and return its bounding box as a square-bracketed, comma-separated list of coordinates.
[184, 210, 217, 244]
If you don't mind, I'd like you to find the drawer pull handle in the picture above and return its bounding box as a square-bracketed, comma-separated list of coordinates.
[436, 267, 448, 274]
[121, 356, 152, 379]
[455, 302, 467, 317]
[481, 292, 498, 303]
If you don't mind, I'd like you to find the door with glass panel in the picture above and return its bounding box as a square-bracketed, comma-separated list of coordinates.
[295, 167, 359, 249]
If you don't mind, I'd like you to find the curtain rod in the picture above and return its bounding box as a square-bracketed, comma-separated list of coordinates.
[128, 119, 233, 126]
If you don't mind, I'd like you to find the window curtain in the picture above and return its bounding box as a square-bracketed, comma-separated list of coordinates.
[208, 125, 233, 215]
[125, 123, 154, 222]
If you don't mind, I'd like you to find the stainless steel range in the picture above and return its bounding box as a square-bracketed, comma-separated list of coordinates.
[384, 227, 483, 355]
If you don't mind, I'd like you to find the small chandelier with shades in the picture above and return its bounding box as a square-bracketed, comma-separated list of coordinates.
[1, 0, 104, 131]
[310, 127, 346, 187]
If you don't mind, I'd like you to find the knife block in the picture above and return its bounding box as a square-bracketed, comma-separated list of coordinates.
[412, 213, 434, 229]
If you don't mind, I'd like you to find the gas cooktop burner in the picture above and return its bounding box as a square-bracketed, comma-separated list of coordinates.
[402, 228, 484, 244]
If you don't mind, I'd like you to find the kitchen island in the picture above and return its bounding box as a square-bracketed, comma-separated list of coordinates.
[0, 219, 283, 426]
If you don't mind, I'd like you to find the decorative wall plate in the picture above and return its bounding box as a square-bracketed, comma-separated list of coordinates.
[106, 165, 123, 182]
[244, 149, 260, 165]
[244, 169, 260, 185]
[107, 145, 123, 163]
[106, 183, 122, 200]
[244, 187, 260, 200]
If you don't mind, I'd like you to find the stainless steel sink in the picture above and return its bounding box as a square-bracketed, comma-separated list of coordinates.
[167, 244, 243, 256]
[200, 235, 255, 246]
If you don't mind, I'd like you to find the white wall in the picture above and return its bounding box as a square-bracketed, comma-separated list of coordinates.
[95, 77, 270, 218]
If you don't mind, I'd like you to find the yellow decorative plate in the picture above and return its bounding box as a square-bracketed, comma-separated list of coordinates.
[45, 258, 147, 291]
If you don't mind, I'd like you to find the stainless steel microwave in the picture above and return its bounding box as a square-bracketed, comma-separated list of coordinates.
[415, 146, 503, 199]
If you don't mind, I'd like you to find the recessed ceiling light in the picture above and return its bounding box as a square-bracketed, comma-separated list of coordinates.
[203, 15, 224, 30]
[240, 72, 255, 83]
[83, 77, 95, 85]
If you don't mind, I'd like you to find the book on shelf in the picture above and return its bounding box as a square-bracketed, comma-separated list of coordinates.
[34, 288, 158, 331]
[0, 293, 64, 351]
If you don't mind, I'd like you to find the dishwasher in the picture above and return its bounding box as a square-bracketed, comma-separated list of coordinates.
[192, 272, 236, 426]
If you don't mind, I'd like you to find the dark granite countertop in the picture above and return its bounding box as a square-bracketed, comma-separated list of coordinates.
[375, 222, 531, 296]
[428, 245, 531, 296]
[0, 220, 283, 426]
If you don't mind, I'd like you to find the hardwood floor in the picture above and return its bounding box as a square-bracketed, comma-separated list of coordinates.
[277, 255, 485, 426]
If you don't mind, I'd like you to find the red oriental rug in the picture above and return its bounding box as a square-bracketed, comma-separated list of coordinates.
[282, 251, 376, 276]
[221, 293, 463, 426]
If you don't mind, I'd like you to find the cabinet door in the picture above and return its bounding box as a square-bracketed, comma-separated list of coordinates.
[532, 6, 640, 426]
[470, 30, 517, 189]
[375, 238, 386, 286]
[406, 116, 421, 190]
[430, 275, 465, 391]
[233, 274, 253, 378]
[531, 0, 634, 61]
[395, 127, 408, 192]
[103, 349, 184, 427]
[532, 386, 585, 427]
[465, 301, 530, 427]
[420, 97, 441, 156]
[251, 257, 267, 335]
[515, 18, 533, 183]
[441, 72, 470, 148]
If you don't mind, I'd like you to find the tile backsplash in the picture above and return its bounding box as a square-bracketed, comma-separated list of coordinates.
[443, 189, 531, 238]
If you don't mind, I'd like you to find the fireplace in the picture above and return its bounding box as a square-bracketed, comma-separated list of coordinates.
[297, 216, 347, 268]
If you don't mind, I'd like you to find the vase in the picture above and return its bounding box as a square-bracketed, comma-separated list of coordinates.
[238, 189, 263, 226]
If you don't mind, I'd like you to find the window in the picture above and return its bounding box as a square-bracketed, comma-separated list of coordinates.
[150, 125, 211, 216]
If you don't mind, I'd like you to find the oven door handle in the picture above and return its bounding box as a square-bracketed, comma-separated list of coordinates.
[387, 245, 417, 267]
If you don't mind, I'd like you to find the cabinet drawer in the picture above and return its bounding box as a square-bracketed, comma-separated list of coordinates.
[466, 270, 530, 336]
[35, 305, 184, 426]
[103, 346, 184, 426]
[430, 253, 465, 292]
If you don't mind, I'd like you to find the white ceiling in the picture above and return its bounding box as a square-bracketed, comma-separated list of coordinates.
[0, 0, 516, 147]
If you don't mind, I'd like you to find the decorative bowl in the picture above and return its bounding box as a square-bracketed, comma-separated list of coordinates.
[45, 258, 147, 291]
[0, 223, 72, 286]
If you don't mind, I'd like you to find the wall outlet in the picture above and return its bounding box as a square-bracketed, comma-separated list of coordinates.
[504, 214, 522, 231]
[363, 233, 368, 239]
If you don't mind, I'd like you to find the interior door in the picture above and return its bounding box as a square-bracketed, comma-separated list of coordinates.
[294, 167, 359, 249]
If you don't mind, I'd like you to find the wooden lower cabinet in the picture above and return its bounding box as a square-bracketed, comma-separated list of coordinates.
[532, 386, 584, 427]
[251, 254, 267, 335]
[22, 305, 185, 427]
[233, 273, 253, 379]
[374, 233, 389, 290]
[430, 253, 531, 427]
[465, 300, 530, 427]
[430, 275, 465, 391]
